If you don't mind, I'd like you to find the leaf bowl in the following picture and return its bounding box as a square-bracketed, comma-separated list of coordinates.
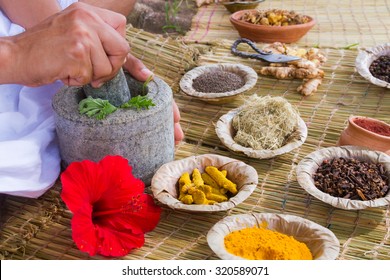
[207, 213, 340, 260]
[150, 154, 258, 213]
[179, 63, 258, 104]
[215, 106, 308, 159]
[355, 43, 390, 89]
[221, 0, 265, 14]
[296, 146, 390, 210]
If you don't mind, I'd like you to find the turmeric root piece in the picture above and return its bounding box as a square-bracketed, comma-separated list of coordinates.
[199, 185, 228, 203]
[202, 171, 229, 195]
[179, 172, 192, 188]
[192, 189, 216, 205]
[178, 172, 192, 200]
[205, 166, 238, 195]
[181, 194, 194, 205]
[297, 78, 322, 96]
[192, 168, 204, 188]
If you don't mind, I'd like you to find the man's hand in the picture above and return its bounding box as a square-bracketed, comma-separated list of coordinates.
[6, 2, 129, 87]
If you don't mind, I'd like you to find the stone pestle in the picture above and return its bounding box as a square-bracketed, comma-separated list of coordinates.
[83, 68, 131, 107]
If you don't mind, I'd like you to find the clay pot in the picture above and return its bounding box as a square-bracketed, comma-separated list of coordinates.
[337, 116, 390, 155]
[229, 9, 315, 43]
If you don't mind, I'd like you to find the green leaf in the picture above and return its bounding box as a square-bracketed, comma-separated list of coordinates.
[120, 95, 155, 110]
[142, 74, 154, 95]
[78, 96, 117, 120]
[341, 43, 359, 50]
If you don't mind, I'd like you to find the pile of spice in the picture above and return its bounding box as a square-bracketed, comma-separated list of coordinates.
[240, 9, 311, 26]
[313, 157, 389, 200]
[369, 55, 390, 83]
[224, 224, 313, 260]
[353, 118, 390, 137]
[232, 95, 300, 150]
[177, 166, 237, 205]
[192, 70, 245, 93]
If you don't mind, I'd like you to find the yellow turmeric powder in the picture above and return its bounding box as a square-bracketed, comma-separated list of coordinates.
[224, 226, 313, 260]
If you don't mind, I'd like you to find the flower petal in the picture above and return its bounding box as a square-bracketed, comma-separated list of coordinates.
[98, 194, 162, 235]
[95, 224, 145, 257]
[70, 204, 98, 256]
[61, 159, 107, 213]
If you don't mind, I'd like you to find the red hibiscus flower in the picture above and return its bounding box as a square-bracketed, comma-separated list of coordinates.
[60, 155, 161, 257]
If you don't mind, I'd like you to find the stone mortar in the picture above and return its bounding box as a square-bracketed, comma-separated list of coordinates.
[52, 75, 174, 186]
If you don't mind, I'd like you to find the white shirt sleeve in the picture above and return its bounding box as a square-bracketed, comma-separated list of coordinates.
[0, 0, 79, 198]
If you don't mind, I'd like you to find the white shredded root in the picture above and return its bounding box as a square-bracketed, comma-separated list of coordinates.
[232, 95, 300, 150]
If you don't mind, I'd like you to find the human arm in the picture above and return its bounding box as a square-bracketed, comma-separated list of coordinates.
[0, 0, 137, 29]
[0, 3, 129, 87]
[0, 0, 61, 29]
[81, 0, 137, 16]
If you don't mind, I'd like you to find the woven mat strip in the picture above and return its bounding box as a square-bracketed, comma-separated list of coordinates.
[1, 18, 390, 259]
[184, 0, 390, 48]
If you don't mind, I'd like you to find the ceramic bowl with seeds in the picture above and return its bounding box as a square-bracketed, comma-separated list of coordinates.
[151, 154, 258, 213]
[179, 63, 258, 104]
[296, 146, 390, 210]
[207, 213, 340, 260]
[355, 43, 390, 89]
[215, 106, 308, 159]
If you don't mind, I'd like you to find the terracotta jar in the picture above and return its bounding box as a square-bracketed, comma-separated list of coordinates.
[337, 116, 390, 155]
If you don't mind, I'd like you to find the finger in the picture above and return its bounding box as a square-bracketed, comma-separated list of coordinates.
[87, 4, 128, 37]
[123, 53, 153, 82]
[88, 23, 129, 87]
[60, 45, 94, 86]
[174, 123, 184, 145]
[173, 100, 181, 123]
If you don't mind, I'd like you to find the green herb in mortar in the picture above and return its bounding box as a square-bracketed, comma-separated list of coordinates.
[79, 75, 155, 120]
[79, 96, 155, 120]
[79, 97, 118, 120]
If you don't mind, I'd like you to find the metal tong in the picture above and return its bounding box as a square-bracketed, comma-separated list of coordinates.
[231, 38, 301, 63]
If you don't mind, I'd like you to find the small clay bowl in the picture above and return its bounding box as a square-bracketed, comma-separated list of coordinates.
[296, 146, 390, 210]
[337, 116, 390, 155]
[221, 0, 265, 14]
[229, 9, 315, 43]
[151, 154, 258, 213]
[207, 213, 340, 260]
[355, 43, 390, 88]
[215, 107, 308, 159]
[179, 63, 258, 104]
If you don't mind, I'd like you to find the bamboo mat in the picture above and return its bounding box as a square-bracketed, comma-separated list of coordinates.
[1, 0, 390, 260]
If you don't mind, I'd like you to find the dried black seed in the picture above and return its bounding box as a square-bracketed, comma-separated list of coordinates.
[192, 70, 245, 93]
[313, 157, 389, 201]
[369, 55, 390, 83]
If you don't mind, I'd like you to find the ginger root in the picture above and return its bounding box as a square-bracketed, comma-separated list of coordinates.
[297, 78, 322, 96]
[259, 42, 327, 96]
[259, 66, 324, 80]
